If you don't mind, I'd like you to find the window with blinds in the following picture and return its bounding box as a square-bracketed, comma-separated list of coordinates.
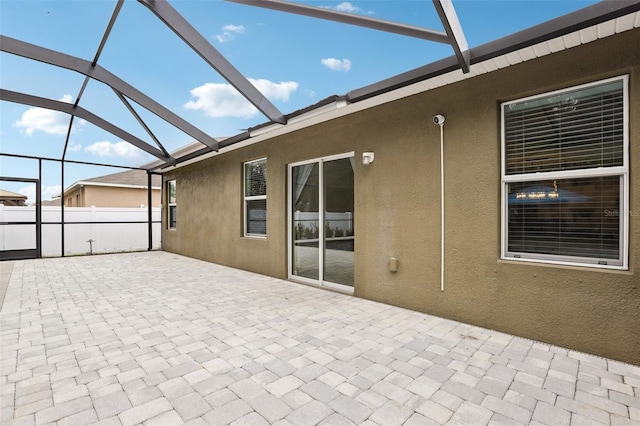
[501, 76, 628, 268]
[167, 180, 176, 230]
[244, 158, 267, 237]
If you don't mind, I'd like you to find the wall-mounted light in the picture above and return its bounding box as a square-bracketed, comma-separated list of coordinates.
[362, 152, 375, 166]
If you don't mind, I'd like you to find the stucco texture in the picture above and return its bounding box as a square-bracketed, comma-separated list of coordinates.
[164, 28, 639, 364]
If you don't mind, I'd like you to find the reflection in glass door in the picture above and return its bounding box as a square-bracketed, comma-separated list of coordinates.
[289, 154, 354, 290]
[291, 162, 320, 281]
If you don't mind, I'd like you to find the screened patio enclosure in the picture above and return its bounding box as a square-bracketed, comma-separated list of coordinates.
[0, 0, 475, 259]
[2, 0, 638, 260]
[0, 155, 161, 260]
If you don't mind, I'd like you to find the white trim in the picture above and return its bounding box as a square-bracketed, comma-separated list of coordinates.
[503, 166, 628, 183]
[65, 181, 161, 192]
[500, 256, 627, 271]
[318, 158, 325, 286]
[287, 164, 293, 282]
[621, 74, 630, 270]
[250, 100, 348, 138]
[167, 180, 176, 230]
[501, 74, 627, 109]
[243, 158, 267, 238]
[500, 75, 629, 270]
[500, 173, 507, 261]
[288, 151, 355, 168]
[81, 182, 161, 190]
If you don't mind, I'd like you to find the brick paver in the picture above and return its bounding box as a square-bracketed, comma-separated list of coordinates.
[1, 252, 639, 425]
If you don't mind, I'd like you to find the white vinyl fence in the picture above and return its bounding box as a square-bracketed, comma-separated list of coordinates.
[293, 211, 354, 239]
[0, 205, 161, 257]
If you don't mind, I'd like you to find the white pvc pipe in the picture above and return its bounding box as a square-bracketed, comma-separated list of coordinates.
[440, 123, 445, 292]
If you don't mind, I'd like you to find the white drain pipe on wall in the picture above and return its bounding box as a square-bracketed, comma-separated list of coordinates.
[433, 114, 446, 291]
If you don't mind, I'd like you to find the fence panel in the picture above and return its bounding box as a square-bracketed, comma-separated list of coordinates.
[1, 206, 161, 257]
[0, 205, 36, 251]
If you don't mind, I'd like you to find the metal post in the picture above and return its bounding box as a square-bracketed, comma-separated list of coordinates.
[36, 159, 42, 258]
[160, 175, 164, 250]
[148, 171, 153, 251]
[61, 160, 65, 257]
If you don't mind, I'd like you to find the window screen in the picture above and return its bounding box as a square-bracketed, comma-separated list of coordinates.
[502, 77, 627, 268]
[507, 177, 620, 260]
[245, 159, 267, 197]
[244, 159, 267, 236]
[504, 79, 624, 175]
[167, 180, 176, 230]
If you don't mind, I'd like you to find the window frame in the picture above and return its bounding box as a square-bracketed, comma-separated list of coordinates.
[500, 75, 629, 270]
[167, 179, 176, 230]
[244, 158, 267, 238]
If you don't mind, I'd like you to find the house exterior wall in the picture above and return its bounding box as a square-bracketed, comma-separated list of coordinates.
[65, 187, 83, 207]
[163, 28, 640, 364]
[65, 186, 161, 208]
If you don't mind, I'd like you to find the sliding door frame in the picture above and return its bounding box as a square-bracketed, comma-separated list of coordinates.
[287, 152, 355, 293]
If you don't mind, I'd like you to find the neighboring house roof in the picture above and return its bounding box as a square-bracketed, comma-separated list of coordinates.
[149, 1, 640, 171]
[63, 169, 162, 195]
[0, 189, 28, 206]
[41, 198, 62, 206]
[0, 191, 80, 206]
[0, 189, 27, 200]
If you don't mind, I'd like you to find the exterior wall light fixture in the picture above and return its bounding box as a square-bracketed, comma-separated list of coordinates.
[362, 152, 375, 166]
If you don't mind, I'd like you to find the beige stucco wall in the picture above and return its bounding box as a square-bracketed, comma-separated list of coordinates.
[65, 187, 82, 207]
[65, 186, 160, 208]
[164, 28, 639, 364]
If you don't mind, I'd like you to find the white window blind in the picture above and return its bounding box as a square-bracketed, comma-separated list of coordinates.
[244, 159, 267, 237]
[502, 77, 627, 268]
[167, 180, 176, 230]
[504, 79, 624, 174]
[507, 176, 620, 260]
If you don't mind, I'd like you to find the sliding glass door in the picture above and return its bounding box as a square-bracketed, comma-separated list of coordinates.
[291, 162, 320, 281]
[289, 153, 354, 291]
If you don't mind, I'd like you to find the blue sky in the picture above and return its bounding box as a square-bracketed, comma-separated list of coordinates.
[1, 0, 598, 203]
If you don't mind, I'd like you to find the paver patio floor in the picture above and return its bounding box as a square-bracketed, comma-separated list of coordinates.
[1, 252, 638, 426]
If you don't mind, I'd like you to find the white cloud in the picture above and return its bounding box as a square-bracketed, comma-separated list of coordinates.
[18, 185, 36, 204]
[67, 142, 82, 152]
[321, 2, 373, 15]
[84, 140, 140, 158]
[251, 78, 298, 101]
[223, 24, 245, 33]
[216, 24, 245, 43]
[334, 2, 360, 13]
[42, 185, 62, 201]
[18, 184, 61, 204]
[184, 78, 299, 119]
[13, 94, 76, 136]
[321, 58, 352, 72]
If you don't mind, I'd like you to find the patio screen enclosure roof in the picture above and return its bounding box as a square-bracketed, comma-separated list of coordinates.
[1, 0, 639, 260]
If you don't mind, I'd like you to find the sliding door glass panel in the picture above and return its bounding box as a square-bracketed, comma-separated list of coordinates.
[323, 158, 354, 286]
[292, 163, 320, 280]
